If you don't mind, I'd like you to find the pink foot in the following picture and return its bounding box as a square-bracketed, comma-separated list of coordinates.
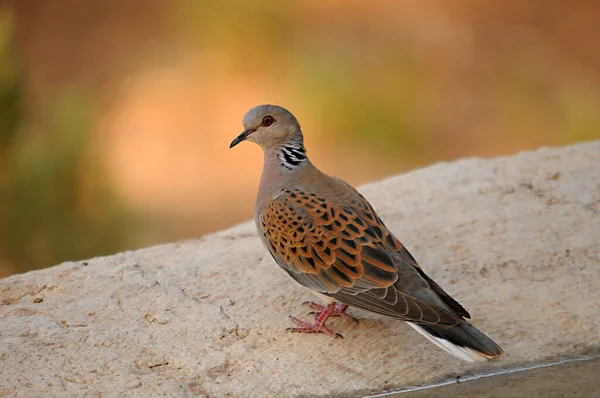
[286, 302, 344, 338]
[302, 301, 359, 324]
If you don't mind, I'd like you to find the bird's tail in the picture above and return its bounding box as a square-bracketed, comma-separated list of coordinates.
[407, 321, 503, 362]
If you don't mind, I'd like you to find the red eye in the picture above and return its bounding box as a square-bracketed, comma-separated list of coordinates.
[262, 116, 274, 126]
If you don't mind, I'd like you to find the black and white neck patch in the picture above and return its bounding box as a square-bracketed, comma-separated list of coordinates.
[278, 144, 307, 171]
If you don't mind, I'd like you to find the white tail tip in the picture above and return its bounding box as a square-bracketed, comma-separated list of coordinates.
[407, 322, 490, 363]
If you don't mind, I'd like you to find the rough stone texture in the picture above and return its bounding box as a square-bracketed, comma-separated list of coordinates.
[1, 141, 599, 397]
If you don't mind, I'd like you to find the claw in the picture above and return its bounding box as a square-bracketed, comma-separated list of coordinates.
[286, 302, 355, 338]
[302, 302, 359, 324]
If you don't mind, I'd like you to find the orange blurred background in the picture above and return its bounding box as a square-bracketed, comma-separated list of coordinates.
[1, 1, 599, 276]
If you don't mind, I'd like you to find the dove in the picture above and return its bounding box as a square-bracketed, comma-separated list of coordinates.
[230, 104, 503, 362]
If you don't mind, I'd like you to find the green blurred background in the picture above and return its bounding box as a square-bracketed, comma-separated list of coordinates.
[1, 1, 599, 277]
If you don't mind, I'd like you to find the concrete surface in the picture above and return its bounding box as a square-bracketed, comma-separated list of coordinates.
[1, 141, 599, 397]
[377, 356, 600, 398]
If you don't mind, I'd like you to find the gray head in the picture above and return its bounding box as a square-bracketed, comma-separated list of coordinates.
[230, 105, 304, 150]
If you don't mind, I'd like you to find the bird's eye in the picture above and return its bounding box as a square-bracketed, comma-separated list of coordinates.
[262, 115, 275, 126]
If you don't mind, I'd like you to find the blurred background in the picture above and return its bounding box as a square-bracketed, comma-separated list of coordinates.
[1, 0, 599, 277]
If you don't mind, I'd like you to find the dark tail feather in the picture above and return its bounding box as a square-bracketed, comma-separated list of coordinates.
[408, 321, 503, 362]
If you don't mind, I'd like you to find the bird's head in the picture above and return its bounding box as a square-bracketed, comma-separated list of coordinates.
[230, 105, 304, 150]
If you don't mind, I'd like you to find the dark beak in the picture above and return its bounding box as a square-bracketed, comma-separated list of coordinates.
[229, 129, 255, 148]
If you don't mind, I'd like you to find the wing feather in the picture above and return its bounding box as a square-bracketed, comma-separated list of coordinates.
[260, 187, 464, 326]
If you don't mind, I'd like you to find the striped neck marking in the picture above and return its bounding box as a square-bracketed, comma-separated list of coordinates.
[278, 144, 307, 171]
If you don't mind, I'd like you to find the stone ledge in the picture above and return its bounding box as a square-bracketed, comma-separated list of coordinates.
[1, 141, 599, 397]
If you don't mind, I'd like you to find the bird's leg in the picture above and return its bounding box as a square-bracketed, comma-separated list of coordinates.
[287, 302, 343, 338]
[302, 301, 359, 324]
